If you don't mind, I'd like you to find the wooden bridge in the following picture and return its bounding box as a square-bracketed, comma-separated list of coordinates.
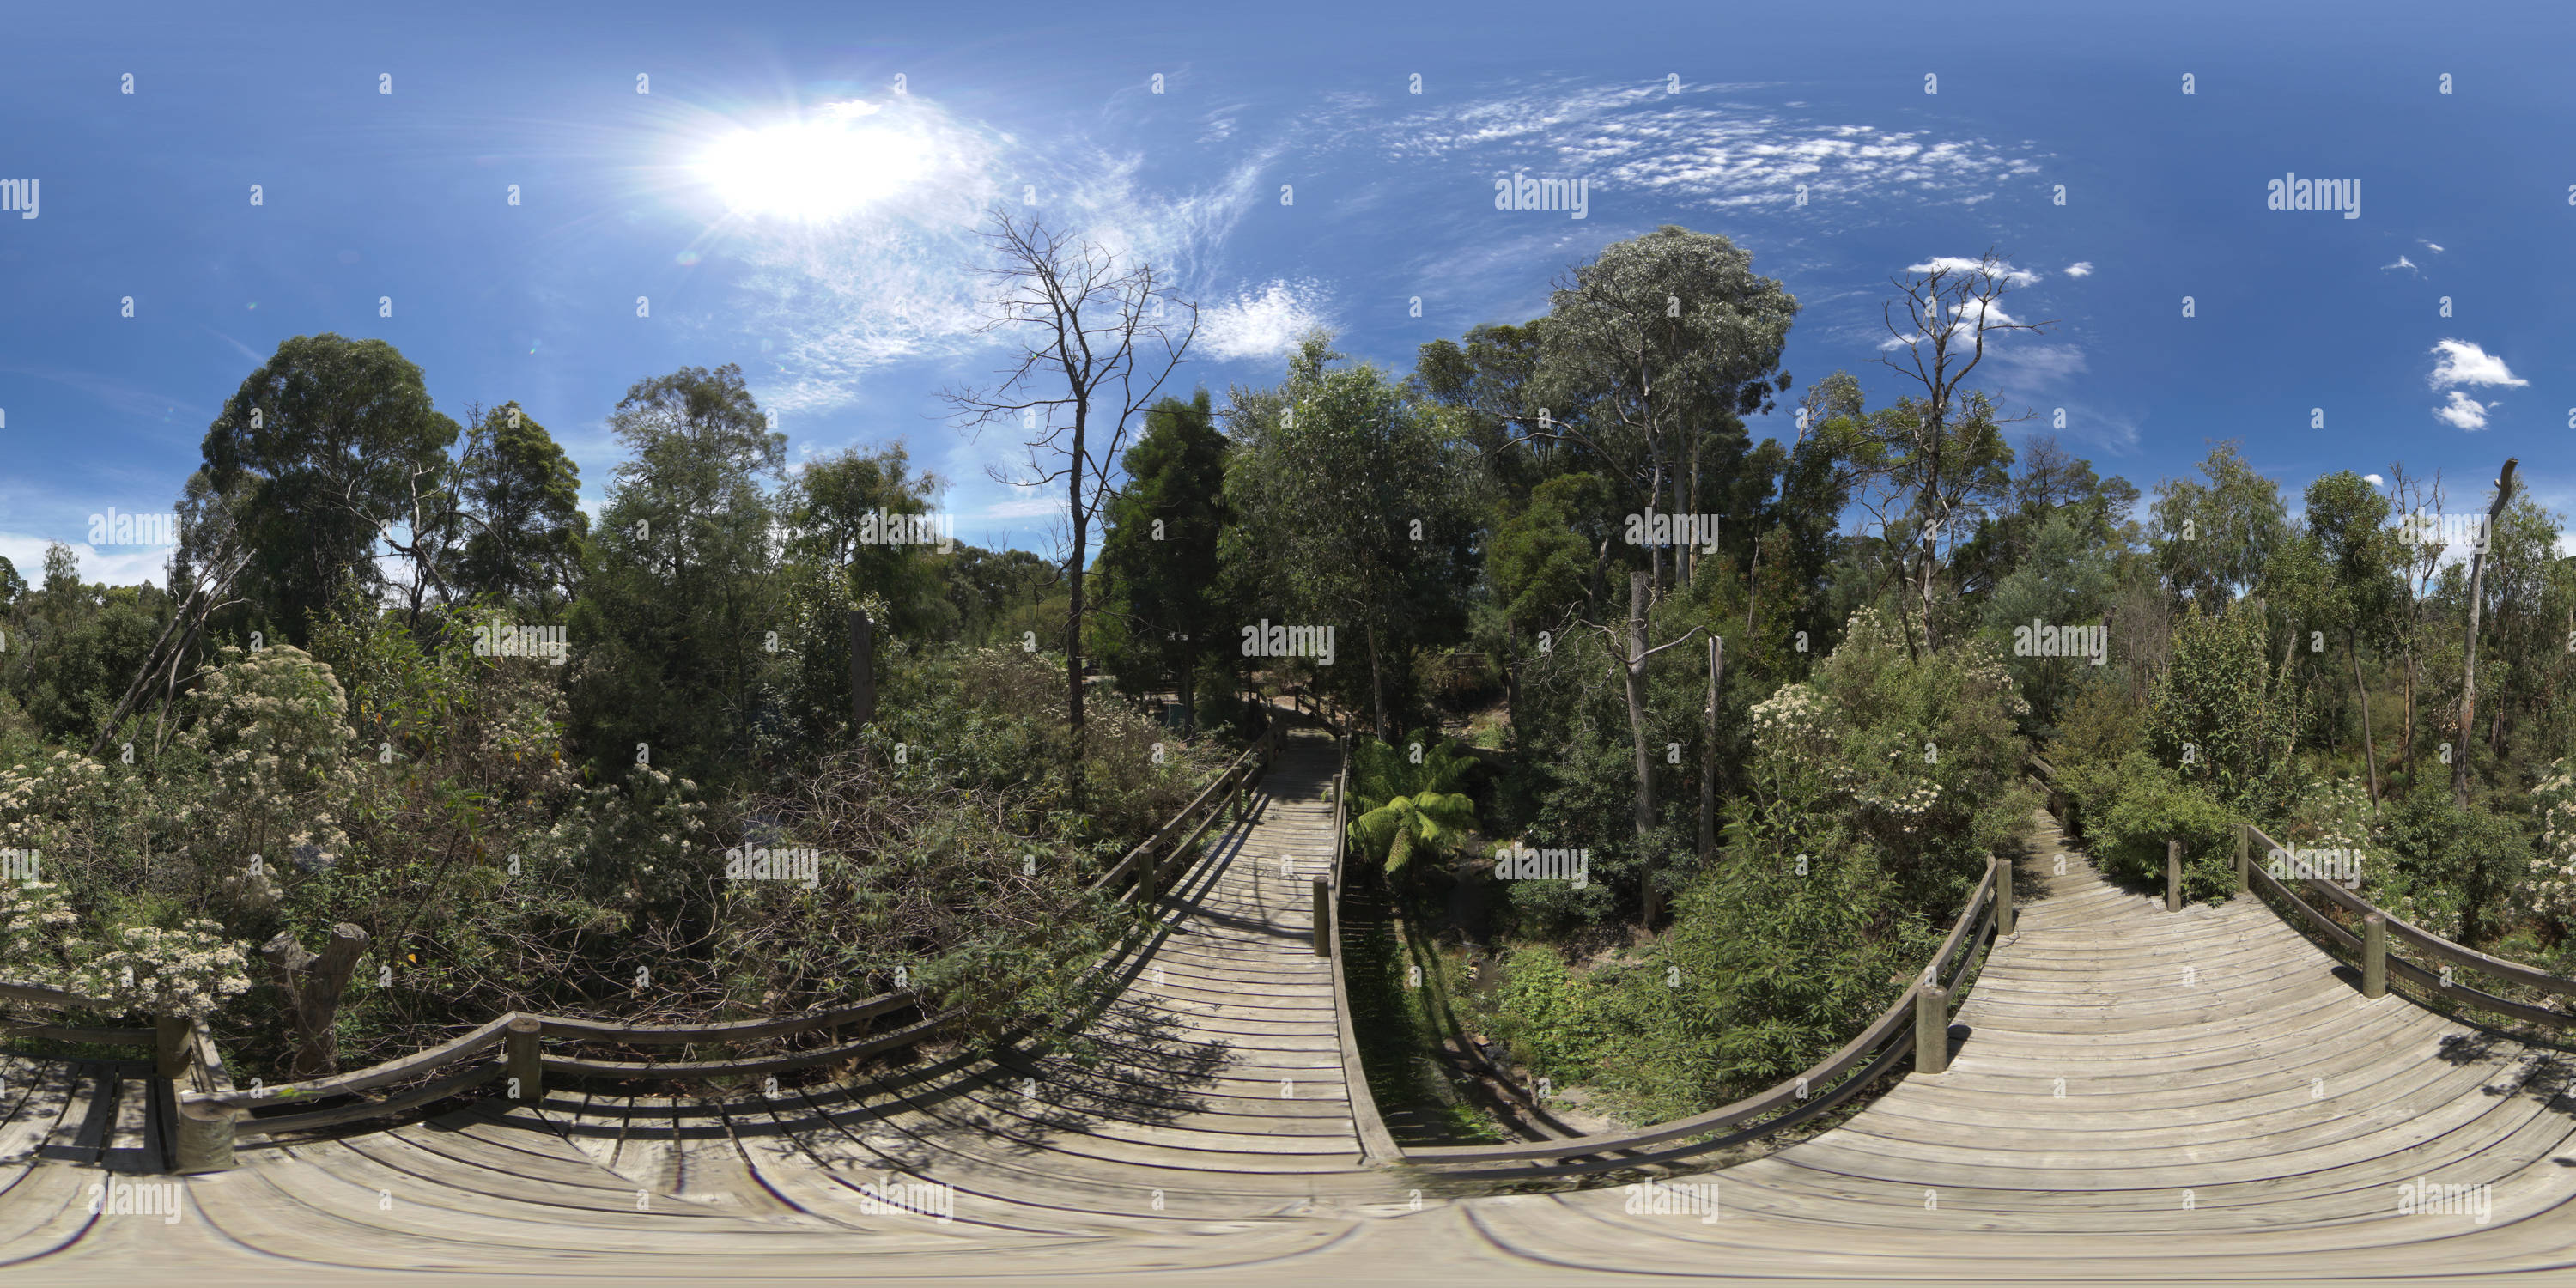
[9, 737, 2576, 1284]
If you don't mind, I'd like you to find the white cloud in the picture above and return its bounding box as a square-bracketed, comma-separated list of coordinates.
[1197, 280, 1334, 362]
[2433, 390, 2493, 431]
[2364, 473, 2385, 487]
[1877, 295, 2023, 349]
[1906, 256, 2041, 286]
[2062, 261, 2093, 277]
[2420, 240, 2445, 253]
[2381, 254, 2420, 276]
[2427, 339, 2526, 390]
[0, 533, 173, 588]
[1334, 80, 2043, 214]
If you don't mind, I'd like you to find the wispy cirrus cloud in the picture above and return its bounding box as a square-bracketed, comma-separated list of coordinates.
[1323, 78, 2045, 215]
[1196, 279, 1334, 361]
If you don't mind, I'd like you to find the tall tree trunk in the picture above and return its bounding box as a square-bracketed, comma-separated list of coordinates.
[1699, 635, 1721, 863]
[2456, 458, 2518, 810]
[1367, 623, 1387, 743]
[1620, 574, 1660, 926]
[2402, 650, 2418, 784]
[1503, 613, 1521, 751]
[2350, 630, 2380, 810]
[1067, 413, 1089, 816]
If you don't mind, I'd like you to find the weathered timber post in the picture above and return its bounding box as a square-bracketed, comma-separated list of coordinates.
[1914, 984, 1951, 1075]
[262, 922, 369, 1078]
[507, 1015, 544, 1104]
[154, 1013, 189, 1172]
[2235, 824, 2251, 893]
[175, 1099, 238, 1173]
[1997, 858, 2015, 938]
[2363, 914, 2388, 999]
[1311, 877, 1331, 957]
[2166, 840, 2183, 913]
[848, 609, 875, 728]
[155, 1013, 189, 1081]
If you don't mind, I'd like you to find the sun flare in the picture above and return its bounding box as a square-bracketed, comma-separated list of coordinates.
[696, 107, 933, 222]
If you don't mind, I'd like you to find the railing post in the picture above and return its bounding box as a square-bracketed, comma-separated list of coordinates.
[2235, 823, 2251, 894]
[2363, 914, 2388, 999]
[1996, 859, 2014, 938]
[1914, 984, 1950, 1075]
[175, 1100, 238, 1174]
[507, 1014, 544, 1105]
[2166, 839, 2183, 913]
[154, 1013, 188, 1173]
[1311, 877, 1331, 957]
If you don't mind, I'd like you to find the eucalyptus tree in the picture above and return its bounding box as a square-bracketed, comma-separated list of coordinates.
[941, 211, 1196, 811]
[2149, 440, 2290, 611]
[1094, 392, 1230, 727]
[568, 364, 787, 787]
[456, 401, 587, 612]
[2300, 471, 2403, 807]
[1222, 332, 1474, 739]
[1531, 227, 1797, 598]
[199, 333, 460, 644]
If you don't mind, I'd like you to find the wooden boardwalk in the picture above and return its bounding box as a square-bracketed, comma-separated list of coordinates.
[10, 799, 2576, 1283]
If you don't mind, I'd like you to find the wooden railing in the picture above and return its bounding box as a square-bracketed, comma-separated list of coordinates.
[6, 715, 1288, 1172]
[2239, 819, 2576, 1030]
[1319, 730, 1400, 1164]
[1400, 855, 2005, 1176]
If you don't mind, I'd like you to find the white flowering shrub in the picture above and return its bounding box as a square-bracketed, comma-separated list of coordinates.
[173, 644, 362, 867]
[1746, 607, 2032, 863]
[71, 921, 253, 1018]
[0, 880, 251, 1018]
[0, 879, 82, 977]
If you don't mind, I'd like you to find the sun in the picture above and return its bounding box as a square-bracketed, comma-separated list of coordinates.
[695, 106, 933, 222]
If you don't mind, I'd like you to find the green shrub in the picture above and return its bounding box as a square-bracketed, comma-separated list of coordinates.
[2087, 751, 2240, 903]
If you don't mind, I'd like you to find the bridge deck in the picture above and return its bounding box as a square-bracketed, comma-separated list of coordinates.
[9, 799, 2576, 1283]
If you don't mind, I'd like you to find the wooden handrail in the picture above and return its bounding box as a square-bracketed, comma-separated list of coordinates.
[1405, 856, 1999, 1167]
[1321, 734, 1399, 1165]
[0, 980, 121, 1011]
[2242, 819, 2576, 1029]
[157, 720, 1284, 1133]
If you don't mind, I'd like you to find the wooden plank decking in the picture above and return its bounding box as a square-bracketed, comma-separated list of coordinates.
[9, 796, 2576, 1284]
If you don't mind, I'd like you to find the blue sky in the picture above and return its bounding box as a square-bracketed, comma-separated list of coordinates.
[3, 0, 2569, 586]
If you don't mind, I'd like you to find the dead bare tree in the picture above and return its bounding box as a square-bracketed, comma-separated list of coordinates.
[941, 210, 1196, 813]
[2455, 458, 2518, 809]
[1870, 251, 2053, 653]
